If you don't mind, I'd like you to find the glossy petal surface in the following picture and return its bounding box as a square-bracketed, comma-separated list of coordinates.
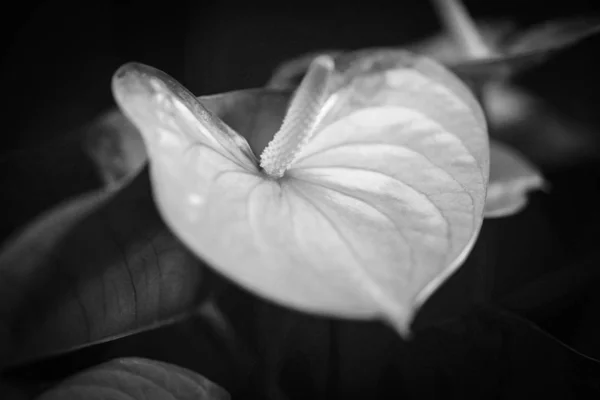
[113, 51, 488, 335]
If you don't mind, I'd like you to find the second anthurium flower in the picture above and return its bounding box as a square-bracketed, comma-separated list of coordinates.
[112, 50, 488, 338]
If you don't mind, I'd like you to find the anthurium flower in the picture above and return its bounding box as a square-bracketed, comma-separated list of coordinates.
[112, 50, 488, 337]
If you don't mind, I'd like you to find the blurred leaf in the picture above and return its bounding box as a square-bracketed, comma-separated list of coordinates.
[484, 82, 598, 168]
[82, 109, 147, 189]
[427, 0, 600, 81]
[36, 357, 230, 400]
[0, 169, 212, 367]
[485, 141, 545, 218]
[505, 17, 600, 65]
[446, 16, 600, 82]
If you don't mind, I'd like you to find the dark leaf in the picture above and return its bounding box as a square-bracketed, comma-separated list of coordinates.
[484, 82, 599, 169]
[0, 169, 212, 367]
[234, 288, 600, 398]
[391, 306, 600, 399]
[36, 357, 230, 400]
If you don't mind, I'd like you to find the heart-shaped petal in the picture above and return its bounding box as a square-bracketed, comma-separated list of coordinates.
[113, 51, 488, 337]
[114, 50, 489, 333]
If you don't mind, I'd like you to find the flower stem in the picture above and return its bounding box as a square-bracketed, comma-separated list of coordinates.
[431, 0, 499, 125]
[431, 0, 497, 59]
[260, 55, 335, 178]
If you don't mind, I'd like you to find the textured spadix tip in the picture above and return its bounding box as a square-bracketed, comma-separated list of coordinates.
[259, 55, 336, 178]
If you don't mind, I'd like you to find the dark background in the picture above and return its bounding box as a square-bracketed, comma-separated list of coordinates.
[1, 0, 600, 242]
[1, 1, 600, 399]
